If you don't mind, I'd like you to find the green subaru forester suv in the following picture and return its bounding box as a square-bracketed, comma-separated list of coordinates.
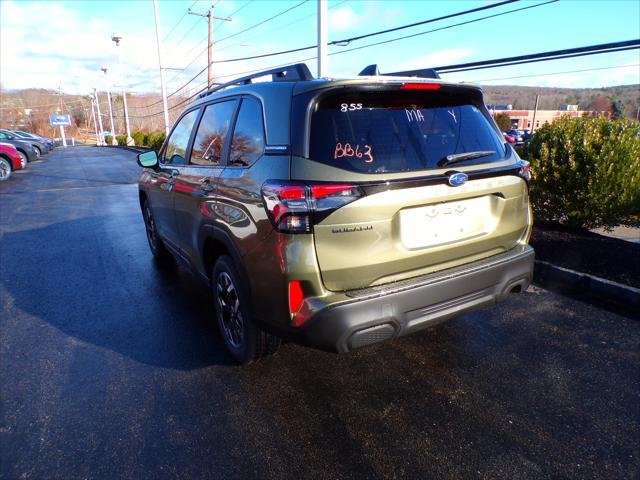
[137, 64, 534, 364]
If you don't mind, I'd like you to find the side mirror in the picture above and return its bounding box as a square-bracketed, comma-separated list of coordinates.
[137, 150, 158, 168]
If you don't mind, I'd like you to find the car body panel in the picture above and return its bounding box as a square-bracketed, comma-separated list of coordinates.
[0, 143, 24, 170]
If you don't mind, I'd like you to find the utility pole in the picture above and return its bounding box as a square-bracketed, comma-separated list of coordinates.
[111, 33, 134, 145]
[317, 0, 329, 77]
[530, 94, 540, 134]
[188, 6, 231, 87]
[90, 97, 100, 146]
[101, 66, 117, 145]
[58, 86, 68, 147]
[153, 0, 171, 136]
[93, 88, 105, 146]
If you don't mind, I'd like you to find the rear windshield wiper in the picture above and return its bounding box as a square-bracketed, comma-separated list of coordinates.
[438, 150, 495, 168]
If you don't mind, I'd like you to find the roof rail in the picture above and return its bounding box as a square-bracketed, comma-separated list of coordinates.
[198, 63, 314, 99]
[358, 64, 441, 80]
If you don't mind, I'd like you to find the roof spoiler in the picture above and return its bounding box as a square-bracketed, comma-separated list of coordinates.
[358, 64, 441, 79]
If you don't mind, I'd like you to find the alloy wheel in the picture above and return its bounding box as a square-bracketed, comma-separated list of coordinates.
[216, 271, 244, 348]
[0, 158, 11, 181]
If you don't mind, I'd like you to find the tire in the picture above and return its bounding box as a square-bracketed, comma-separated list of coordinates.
[142, 200, 170, 260]
[33, 146, 41, 159]
[212, 255, 280, 364]
[0, 157, 12, 181]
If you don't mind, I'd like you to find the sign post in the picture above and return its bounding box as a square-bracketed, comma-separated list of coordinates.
[49, 114, 72, 147]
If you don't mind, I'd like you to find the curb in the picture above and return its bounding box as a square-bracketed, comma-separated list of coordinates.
[99, 145, 151, 154]
[534, 260, 640, 314]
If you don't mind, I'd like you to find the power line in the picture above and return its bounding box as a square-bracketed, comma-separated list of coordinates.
[165, 16, 202, 56]
[337, 0, 519, 46]
[214, 0, 310, 45]
[163, 0, 199, 43]
[122, 44, 638, 120]
[135, 0, 520, 107]
[157, 0, 543, 101]
[468, 63, 640, 83]
[325, 0, 559, 60]
[216, 0, 348, 54]
[225, 0, 255, 20]
[160, 0, 262, 91]
[208, 0, 533, 63]
[167, 0, 310, 76]
[433, 39, 640, 73]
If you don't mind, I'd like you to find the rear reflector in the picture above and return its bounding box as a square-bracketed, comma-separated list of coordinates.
[288, 281, 304, 317]
[400, 83, 441, 90]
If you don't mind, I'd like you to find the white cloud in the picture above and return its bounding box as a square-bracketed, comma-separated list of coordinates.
[329, 6, 362, 31]
[0, 1, 180, 94]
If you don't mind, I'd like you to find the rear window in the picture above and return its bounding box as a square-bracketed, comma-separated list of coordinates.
[308, 88, 506, 173]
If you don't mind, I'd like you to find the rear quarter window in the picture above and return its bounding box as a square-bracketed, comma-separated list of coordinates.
[307, 87, 506, 173]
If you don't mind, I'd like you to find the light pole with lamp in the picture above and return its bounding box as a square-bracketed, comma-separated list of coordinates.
[111, 33, 134, 146]
[93, 87, 105, 146]
[101, 65, 118, 145]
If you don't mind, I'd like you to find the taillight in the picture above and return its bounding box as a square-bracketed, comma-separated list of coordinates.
[518, 161, 532, 182]
[261, 181, 364, 233]
[400, 83, 441, 90]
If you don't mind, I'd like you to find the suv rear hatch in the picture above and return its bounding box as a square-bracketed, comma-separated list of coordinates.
[290, 82, 531, 291]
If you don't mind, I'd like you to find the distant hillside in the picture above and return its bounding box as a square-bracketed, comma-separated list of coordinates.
[482, 84, 639, 117]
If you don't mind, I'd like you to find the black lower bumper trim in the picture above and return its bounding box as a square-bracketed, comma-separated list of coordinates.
[296, 245, 535, 353]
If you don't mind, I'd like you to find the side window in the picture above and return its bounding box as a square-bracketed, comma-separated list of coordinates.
[0, 132, 8, 139]
[229, 97, 265, 167]
[162, 109, 198, 165]
[190, 100, 237, 166]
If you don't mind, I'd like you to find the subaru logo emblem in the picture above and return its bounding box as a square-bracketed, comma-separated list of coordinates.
[448, 172, 468, 187]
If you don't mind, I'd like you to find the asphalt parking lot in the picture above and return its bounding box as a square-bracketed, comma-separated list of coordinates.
[1, 146, 638, 480]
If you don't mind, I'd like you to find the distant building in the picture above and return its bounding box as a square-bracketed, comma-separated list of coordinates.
[561, 104, 579, 111]
[488, 107, 610, 131]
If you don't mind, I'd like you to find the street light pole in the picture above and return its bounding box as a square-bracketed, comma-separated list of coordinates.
[152, 0, 170, 136]
[90, 96, 100, 145]
[188, 6, 231, 87]
[317, 0, 329, 77]
[111, 33, 134, 146]
[101, 66, 117, 145]
[93, 88, 105, 146]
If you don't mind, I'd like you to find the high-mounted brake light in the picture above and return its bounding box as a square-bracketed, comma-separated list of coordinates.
[400, 83, 441, 90]
[261, 181, 364, 234]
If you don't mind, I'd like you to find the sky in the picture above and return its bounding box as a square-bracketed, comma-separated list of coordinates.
[1, 0, 639, 96]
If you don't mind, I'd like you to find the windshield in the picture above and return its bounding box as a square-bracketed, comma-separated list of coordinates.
[308, 89, 506, 173]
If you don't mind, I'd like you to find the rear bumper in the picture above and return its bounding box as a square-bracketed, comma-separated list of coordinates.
[296, 245, 534, 353]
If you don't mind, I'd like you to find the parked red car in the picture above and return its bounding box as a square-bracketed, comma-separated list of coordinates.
[503, 133, 516, 144]
[0, 142, 25, 181]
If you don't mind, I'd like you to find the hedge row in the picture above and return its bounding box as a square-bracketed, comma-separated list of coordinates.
[130, 131, 166, 150]
[104, 131, 166, 149]
[521, 116, 640, 230]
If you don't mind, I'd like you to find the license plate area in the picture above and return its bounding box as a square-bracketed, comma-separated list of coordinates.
[399, 196, 495, 249]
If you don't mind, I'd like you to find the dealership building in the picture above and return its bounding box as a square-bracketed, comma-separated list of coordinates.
[487, 104, 610, 130]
